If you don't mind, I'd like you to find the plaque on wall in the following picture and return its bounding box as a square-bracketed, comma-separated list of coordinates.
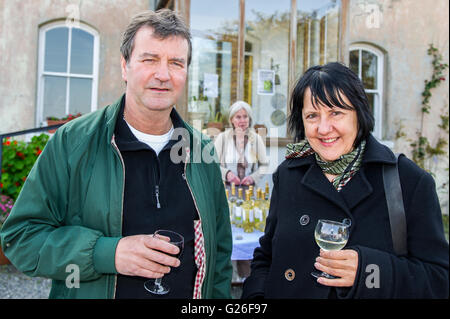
[270, 110, 286, 126]
[271, 92, 286, 109]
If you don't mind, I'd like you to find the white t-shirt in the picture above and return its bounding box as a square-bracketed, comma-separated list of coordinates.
[125, 122, 174, 156]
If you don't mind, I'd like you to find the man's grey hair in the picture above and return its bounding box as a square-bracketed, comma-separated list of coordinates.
[120, 9, 192, 65]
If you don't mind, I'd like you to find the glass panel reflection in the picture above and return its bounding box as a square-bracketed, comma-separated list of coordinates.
[296, 0, 340, 77]
[349, 49, 359, 75]
[189, 0, 239, 132]
[365, 92, 374, 115]
[44, 27, 69, 73]
[361, 50, 377, 89]
[70, 28, 94, 74]
[43, 75, 67, 119]
[245, 0, 291, 138]
[69, 78, 92, 115]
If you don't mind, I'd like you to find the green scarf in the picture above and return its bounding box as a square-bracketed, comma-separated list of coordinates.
[286, 139, 366, 191]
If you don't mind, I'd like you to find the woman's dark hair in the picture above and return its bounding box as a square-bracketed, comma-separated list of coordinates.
[288, 62, 374, 146]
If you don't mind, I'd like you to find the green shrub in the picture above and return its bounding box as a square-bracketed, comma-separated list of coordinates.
[1, 134, 49, 201]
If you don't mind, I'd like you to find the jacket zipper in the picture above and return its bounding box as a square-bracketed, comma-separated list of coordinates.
[155, 185, 161, 209]
[154, 155, 161, 209]
[183, 147, 206, 298]
[111, 135, 125, 299]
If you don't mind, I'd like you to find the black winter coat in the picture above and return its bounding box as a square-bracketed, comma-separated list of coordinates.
[242, 135, 449, 299]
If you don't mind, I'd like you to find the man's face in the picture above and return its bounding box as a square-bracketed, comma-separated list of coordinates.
[121, 26, 189, 112]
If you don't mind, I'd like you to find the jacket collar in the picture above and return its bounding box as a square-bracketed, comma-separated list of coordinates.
[107, 94, 189, 151]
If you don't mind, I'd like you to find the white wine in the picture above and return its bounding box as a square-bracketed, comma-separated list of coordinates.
[234, 188, 244, 227]
[229, 183, 237, 225]
[315, 235, 347, 251]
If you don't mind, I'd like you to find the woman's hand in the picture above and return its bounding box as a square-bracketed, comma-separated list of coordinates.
[314, 249, 358, 287]
[226, 171, 241, 185]
[241, 176, 254, 186]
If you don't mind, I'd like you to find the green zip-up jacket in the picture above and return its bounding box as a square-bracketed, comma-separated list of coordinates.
[0, 96, 232, 299]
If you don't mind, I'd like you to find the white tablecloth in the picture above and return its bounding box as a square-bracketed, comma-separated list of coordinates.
[231, 225, 264, 260]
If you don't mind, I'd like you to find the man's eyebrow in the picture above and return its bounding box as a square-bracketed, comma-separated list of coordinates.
[170, 57, 186, 64]
[138, 52, 158, 59]
[138, 52, 186, 64]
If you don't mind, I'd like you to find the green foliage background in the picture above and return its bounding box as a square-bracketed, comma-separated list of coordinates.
[1, 134, 49, 201]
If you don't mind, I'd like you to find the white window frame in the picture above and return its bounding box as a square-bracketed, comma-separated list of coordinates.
[349, 44, 384, 140]
[36, 21, 99, 126]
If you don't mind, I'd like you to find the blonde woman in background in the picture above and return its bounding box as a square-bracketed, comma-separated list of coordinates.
[214, 101, 269, 186]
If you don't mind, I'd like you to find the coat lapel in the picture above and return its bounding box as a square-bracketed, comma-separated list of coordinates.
[339, 167, 373, 210]
[301, 163, 353, 217]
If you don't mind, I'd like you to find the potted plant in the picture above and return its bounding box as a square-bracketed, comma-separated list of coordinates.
[47, 112, 83, 133]
[0, 194, 14, 265]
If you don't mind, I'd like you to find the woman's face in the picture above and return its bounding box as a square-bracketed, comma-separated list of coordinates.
[231, 108, 250, 131]
[302, 88, 358, 162]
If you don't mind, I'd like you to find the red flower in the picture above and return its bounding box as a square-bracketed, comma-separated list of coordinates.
[440, 77, 446, 81]
[22, 176, 27, 182]
[15, 182, 20, 187]
[5, 141, 11, 146]
[0, 182, 3, 188]
[16, 152, 25, 158]
[36, 149, 42, 155]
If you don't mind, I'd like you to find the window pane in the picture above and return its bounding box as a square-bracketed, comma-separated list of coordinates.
[361, 50, 377, 89]
[43, 75, 67, 120]
[70, 28, 94, 74]
[246, 0, 291, 138]
[188, 0, 239, 131]
[297, 0, 340, 76]
[349, 49, 359, 75]
[69, 78, 92, 115]
[365, 92, 375, 115]
[44, 27, 68, 72]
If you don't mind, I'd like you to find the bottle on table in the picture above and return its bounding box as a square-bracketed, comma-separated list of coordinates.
[229, 182, 237, 224]
[242, 190, 255, 233]
[253, 189, 265, 232]
[234, 188, 244, 227]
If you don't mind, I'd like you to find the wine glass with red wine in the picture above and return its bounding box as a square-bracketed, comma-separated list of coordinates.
[144, 229, 184, 295]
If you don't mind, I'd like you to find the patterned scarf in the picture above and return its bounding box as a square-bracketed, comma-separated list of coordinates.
[233, 133, 249, 181]
[286, 139, 366, 191]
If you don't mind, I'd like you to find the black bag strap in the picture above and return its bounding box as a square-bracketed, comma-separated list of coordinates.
[382, 153, 408, 256]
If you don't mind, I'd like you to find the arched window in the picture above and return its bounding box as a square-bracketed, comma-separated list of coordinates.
[36, 21, 99, 126]
[349, 44, 384, 139]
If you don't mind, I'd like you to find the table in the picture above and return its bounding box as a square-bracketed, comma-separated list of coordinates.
[231, 225, 264, 260]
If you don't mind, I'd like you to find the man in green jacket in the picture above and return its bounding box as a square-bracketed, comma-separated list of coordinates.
[0, 9, 232, 299]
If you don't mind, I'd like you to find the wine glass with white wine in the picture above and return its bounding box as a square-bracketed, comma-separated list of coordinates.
[311, 219, 350, 279]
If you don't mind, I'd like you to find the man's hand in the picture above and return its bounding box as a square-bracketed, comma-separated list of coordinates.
[314, 249, 358, 287]
[115, 235, 180, 279]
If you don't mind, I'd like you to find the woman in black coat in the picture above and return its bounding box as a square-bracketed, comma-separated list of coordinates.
[242, 62, 449, 299]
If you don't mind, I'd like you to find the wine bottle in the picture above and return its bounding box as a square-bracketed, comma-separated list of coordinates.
[229, 182, 237, 225]
[234, 188, 244, 227]
[242, 190, 255, 233]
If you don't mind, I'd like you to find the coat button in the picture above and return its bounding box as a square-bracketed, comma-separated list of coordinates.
[285, 269, 295, 281]
[299, 214, 310, 226]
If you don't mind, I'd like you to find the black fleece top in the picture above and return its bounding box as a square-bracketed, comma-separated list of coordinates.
[114, 97, 198, 299]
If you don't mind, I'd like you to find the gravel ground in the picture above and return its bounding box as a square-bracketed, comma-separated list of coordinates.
[0, 264, 51, 299]
[0, 264, 242, 299]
